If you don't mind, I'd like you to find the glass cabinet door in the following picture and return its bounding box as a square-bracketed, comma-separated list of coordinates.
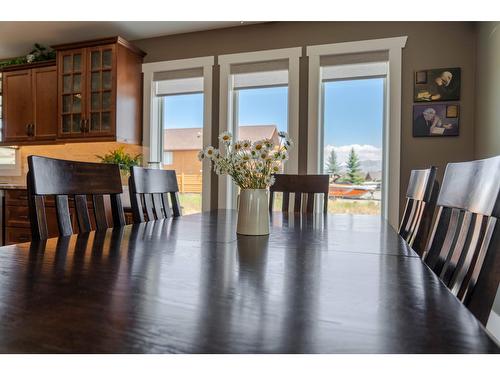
[60, 49, 85, 136]
[87, 45, 115, 136]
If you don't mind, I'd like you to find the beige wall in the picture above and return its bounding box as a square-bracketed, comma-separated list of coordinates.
[474, 22, 500, 159]
[134, 21, 477, 215]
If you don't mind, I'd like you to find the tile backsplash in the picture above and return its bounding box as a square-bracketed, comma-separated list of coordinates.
[0, 142, 143, 185]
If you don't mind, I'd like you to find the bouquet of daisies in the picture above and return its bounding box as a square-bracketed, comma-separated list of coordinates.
[198, 130, 293, 189]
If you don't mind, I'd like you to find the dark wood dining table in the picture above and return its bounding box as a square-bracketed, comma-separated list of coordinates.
[0, 210, 498, 353]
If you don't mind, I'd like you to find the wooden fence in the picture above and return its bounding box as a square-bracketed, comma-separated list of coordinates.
[176, 173, 202, 193]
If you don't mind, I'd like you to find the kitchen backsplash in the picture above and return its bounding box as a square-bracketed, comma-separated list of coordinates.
[0, 142, 144, 186]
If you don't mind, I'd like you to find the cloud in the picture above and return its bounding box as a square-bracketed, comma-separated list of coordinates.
[324, 144, 382, 172]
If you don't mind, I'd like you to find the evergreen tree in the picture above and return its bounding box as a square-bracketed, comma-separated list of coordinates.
[345, 147, 364, 184]
[325, 149, 340, 176]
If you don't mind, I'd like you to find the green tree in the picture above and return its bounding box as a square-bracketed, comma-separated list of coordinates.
[344, 147, 364, 184]
[325, 149, 340, 176]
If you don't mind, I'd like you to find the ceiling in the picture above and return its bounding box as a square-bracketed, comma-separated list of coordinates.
[0, 21, 250, 59]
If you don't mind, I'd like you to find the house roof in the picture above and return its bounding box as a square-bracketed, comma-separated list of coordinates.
[164, 125, 279, 151]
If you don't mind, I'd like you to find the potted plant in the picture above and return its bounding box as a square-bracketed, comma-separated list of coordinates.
[200, 131, 293, 235]
[96, 147, 142, 207]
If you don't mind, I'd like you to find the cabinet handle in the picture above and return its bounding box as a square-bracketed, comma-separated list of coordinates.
[25, 124, 31, 136]
[30, 124, 35, 137]
[80, 119, 85, 133]
[85, 119, 90, 132]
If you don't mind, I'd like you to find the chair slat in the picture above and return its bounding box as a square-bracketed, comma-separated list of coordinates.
[294, 192, 302, 213]
[143, 194, 155, 221]
[171, 192, 182, 217]
[152, 193, 165, 219]
[110, 194, 126, 227]
[399, 167, 438, 256]
[282, 192, 290, 212]
[162, 193, 172, 218]
[55, 195, 73, 237]
[92, 194, 109, 230]
[440, 212, 473, 286]
[269, 191, 275, 212]
[306, 193, 315, 213]
[74, 195, 92, 233]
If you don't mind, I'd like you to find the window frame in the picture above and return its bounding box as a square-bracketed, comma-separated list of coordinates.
[306, 37, 407, 229]
[142, 56, 214, 212]
[218, 47, 301, 209]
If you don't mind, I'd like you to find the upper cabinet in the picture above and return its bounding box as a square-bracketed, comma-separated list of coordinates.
[1, 61, 58, 143]
[53, 37, 146, 144]
[0, 36, 145, 146]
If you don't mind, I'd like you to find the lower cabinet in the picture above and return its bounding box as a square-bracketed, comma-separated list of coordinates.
[3, 189, 133, 245]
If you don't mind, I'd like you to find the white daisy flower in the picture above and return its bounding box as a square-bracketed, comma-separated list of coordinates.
[252, 141, 265, 153]
[204, 146, 216, 159]
[219, 131, 232, 144]
[271, 164, 280, 173]
[240, 139, 252, 149]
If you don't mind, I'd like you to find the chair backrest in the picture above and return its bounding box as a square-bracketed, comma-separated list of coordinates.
[269, 174, 330, 213]
[27, 155, 125, 240]
[422, 156, 500, 324]
[128, 166, 182, 223]
[399, 166, 439, 256]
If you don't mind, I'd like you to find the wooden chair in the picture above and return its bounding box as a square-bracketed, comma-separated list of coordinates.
[27, 155, 126, 240]
[269, 174, 330, 213]
[399, 166, 439, 256]
[128, 166, 182, 223]
[422, 156, 500, 325]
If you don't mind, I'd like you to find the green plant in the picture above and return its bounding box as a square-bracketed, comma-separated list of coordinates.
[0, 43, 56, 69]
[342, 147, 364, 185]
[96, 147, 142, 175]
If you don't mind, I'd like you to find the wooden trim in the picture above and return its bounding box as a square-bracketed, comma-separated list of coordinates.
[52, 36, 146, 57]
[0, 60, 56, 72]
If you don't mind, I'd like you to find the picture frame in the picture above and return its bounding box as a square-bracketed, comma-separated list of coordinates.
[414, 67, 461, 102]
[413, 103, 460, 137]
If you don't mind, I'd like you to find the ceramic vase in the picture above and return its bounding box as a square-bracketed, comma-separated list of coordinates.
[237, 189, 270, 236]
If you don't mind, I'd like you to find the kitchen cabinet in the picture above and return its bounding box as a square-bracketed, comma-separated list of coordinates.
[54, 37, 145, 144]
[1, 61, 57, 143]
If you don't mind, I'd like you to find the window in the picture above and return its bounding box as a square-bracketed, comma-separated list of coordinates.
[163, 151, 173, 165]
[322, 76, 385, 215]
[218, 48, 301, 208]
[142, 56, 214, 213]
[307, 37, 407, 228]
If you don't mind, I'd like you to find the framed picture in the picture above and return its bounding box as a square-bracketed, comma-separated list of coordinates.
[413, 103, 460, 137]
[414, 67, 461, 102]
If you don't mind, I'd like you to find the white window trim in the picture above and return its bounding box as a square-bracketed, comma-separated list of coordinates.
[306, 36, 407, 229]
[218, 47, 302, 209]
[142, 56, 214, 211]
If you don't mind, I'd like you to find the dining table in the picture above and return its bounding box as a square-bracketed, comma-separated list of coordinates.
[0, 209, 498, 353]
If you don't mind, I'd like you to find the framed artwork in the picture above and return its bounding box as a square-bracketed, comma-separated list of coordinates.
[414, 67, 461, 102]
[413, 104, 460, 137]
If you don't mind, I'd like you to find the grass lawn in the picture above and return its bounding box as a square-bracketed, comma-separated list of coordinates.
[178, 193, 202, 215]
[179, 193, 381, 216]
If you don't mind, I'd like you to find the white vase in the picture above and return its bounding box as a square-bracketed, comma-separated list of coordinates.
[237, 189, 270, 236]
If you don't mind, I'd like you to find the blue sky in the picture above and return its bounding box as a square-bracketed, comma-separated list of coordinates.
[163, 78, 383, 148]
